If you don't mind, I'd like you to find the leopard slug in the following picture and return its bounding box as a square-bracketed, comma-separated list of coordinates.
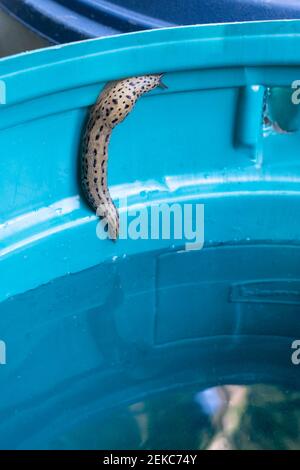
[81, 74, 166, 240]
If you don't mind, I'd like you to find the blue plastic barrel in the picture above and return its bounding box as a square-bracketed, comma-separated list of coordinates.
[2, 0, 300, 43]
[0, 21, 300, 449]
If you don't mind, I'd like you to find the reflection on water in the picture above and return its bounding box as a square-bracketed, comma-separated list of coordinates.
[54, 384, 300, 450]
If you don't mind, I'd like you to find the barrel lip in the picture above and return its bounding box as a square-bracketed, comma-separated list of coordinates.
[1, 20, 300, 108]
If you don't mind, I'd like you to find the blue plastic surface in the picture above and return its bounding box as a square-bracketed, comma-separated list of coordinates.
[2, 0, 300, 43]
[0, 21, 300, 448]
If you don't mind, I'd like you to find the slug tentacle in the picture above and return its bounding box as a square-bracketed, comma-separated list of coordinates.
[81, 74, 165, 240]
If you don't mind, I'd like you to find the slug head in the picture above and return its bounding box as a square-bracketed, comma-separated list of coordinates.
[100, 74, 166, 129]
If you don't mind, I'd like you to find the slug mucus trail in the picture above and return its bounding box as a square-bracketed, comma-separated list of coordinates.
[81, 74, 166, 240]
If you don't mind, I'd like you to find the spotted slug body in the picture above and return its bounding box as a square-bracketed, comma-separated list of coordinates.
[81, 74, 165, 240]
